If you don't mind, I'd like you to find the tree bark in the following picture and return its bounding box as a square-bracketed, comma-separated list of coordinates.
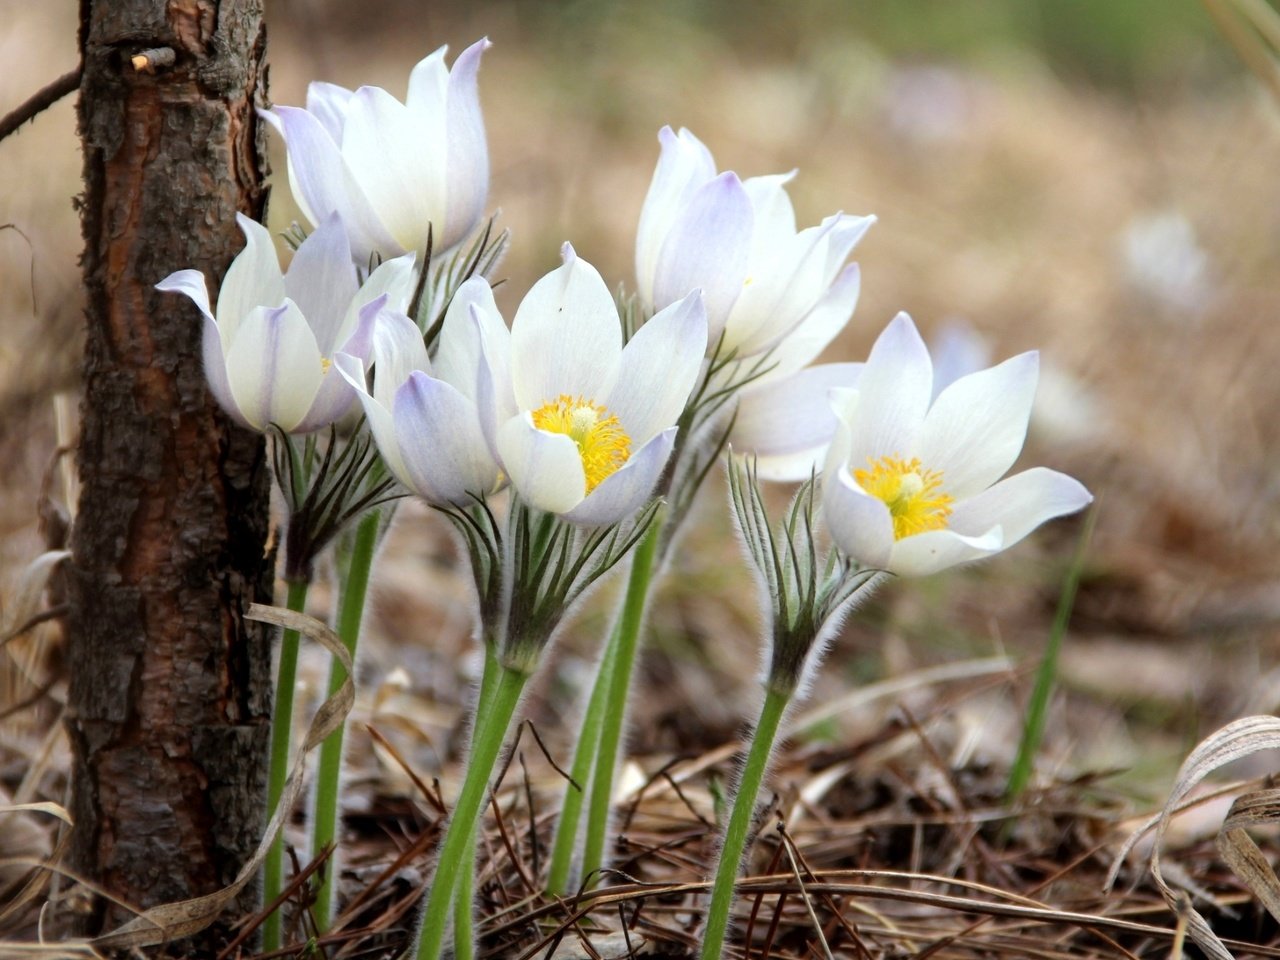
[66, 0, 273, 952]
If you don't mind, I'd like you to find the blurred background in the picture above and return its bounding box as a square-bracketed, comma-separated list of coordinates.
[4, 0, 1280, 818]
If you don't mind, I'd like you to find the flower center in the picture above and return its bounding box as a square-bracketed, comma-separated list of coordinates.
[531, 394, 631, 493]
[853, 455, 954, 540]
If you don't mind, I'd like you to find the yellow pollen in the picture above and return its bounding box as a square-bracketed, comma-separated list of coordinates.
[531, 394, 631, 493]
[854, 455, 954, 540]
[321, 357, 333, 374]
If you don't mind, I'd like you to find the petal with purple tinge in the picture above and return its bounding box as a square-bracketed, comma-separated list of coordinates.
[435, 277, 503, 402]
[394, 372, 497, 506]
[225, 301, 323, 432]
[565, 428, 676, 526]
[200, 315, 245, 428]
[283, 212, 358, 356]
[635, 126, 717, 302]
[497, 414, 587, 514]
[156, 269, 214, 324]
[653, 172, 753, 339]
[335, 352, 411, 489]
[443, 39, 491, 251]
[217, 214, 285, 336]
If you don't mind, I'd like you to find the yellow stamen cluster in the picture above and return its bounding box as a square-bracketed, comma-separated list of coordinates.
[531, 394, 631, 493]
[854, 455, 953, 540]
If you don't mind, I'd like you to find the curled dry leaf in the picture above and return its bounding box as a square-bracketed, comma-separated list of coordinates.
[1106, 714, 1280, 960]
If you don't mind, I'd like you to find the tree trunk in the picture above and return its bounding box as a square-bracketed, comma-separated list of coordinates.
[66, 0, 274, 952]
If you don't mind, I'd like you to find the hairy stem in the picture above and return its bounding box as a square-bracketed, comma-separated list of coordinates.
[700, 685, 790, 960]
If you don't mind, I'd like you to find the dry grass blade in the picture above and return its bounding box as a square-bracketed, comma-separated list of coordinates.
[1107, 715, 1280, 960]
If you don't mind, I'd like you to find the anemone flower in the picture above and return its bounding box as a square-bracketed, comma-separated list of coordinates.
[263, 39, 490, 265]
[157, 212, 414, 433]
[635, 126, 872, 360]
[823, 313, 1092, 576]
[478, 244, 708, 526]
[336, 277, 503, 507]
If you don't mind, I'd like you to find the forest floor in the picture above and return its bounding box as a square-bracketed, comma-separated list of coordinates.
[4, 2, 1280, 957]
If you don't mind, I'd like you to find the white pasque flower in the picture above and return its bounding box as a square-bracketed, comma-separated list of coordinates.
[263, 39, 490, 265]
[335, 278, 503, 507]
[823, 313, 1092, 576]
[635, 125, 873, 359]
[478, 244, 708, 526]
[157, 212, 414, 433]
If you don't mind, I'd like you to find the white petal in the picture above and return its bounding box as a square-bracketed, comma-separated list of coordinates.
[156, 269, 214, 324]
[406, 46, 449, 117]
[335, 351, 412, 488]
[217, 214, 285, 337]
[435, 277, 503, 402]
[605, 291, 707, 445]
[305, 81, 354, 141]
[947, 467, 1092, 548]
[393, 372, 497, 505]
[742, 171, 798, 249]
[475, 311, 516, 463]
[888, 526, 1004, 577]
[760, 262, 861, 383]
[564, 428, 676, 526]
[497, 414, 586, 514]
[224, 300, 323, 432]
[818, 213, 876, 286]
[823, 465, 894, 568]
[262, 108, 348, 240]
[845, 313, 932, 467]
[355, 253, 414, 317]
[282, 211, 357, 356]
[653, 172, 753, 343]
[734, 362, 862, 480]
[510, 246, 621, 409]
[916, 352, 1038, 499]
[635, 126, 717, 304]
[930, 320, 992, 398]
[442, 38, 491, 251]
[342, 86, 436, 255]
[728, 217, 841, 357]
[200, 315, 245, 427]
[369, 308, 430, 411]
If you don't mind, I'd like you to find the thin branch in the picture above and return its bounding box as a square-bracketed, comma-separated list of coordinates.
[0, 67, 82, 144]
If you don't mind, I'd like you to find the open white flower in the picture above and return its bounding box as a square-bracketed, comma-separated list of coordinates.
[335, 278, 502, 507]
[478, 244, 707, 526]
[635, 126, 873, 359]
[823, 313, 1092, 576]
[263, 39, 490, 265]
[157, 213, 414, 433]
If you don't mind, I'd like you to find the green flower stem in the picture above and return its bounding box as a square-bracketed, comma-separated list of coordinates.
[310, 509, 380, 934]
[700, 685, 791, 960]
[453, 643, 501, 960]
[579, 515, 663, 887]
[416, 664, 528, 960]
[545, 618, 621, 895]
[263, 576, 311, 955]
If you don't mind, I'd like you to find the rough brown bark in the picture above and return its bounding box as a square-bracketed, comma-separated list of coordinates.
[66, 0, 274, 952]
